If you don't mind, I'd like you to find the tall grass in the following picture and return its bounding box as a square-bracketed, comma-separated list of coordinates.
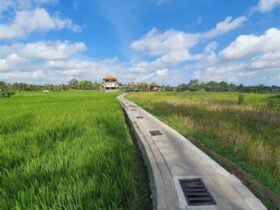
[0, 91, 151, 209]
[128, 92, 280, 200]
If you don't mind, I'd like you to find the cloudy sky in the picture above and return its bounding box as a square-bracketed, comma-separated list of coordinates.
[0, 0, 279, 85]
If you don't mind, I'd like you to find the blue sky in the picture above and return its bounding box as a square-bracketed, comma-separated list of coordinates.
[0, 0, 279, 85]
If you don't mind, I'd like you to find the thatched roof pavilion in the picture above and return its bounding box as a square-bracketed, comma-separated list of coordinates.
[103, 74, 117, 82]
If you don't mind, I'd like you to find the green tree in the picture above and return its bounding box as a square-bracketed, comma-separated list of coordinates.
[188, 79, 200, 91]
[79, 80, 93, 90]
[0, 81, 15, 97]
[0, 81, 7, 91]
[68, 79, 79, 89]
[92, 82, 100, 90]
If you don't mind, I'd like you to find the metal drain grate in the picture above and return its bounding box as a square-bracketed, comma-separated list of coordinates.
[179, 178, 216, 206]
[136, 116, 143, 119]
[131, 109, 136, 111]
[149, 130, 162, 136]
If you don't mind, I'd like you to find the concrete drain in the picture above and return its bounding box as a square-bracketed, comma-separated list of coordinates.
[179, 178, 216, 206]
[149, 130, 162, 136]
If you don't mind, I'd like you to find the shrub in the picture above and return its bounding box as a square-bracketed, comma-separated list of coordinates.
[238, 94, 245, 105]
[267, 95, 280, 110]
[0, 90, 15, 98]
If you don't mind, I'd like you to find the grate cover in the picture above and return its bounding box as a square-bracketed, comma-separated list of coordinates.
[131, 109, 136, 111]
[136, 116, 144, 119]
[149, 130, 162, 136]
[179, 178, 216, 206]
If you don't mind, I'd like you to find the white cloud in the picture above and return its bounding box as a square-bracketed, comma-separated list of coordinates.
[0, 20, 279, 86]
[0, 40, 128, 84]
[151, 50, 201, 68]
[0, 57, 124, 84]
[250, 51, 280, 70]
[193, 28, 280, 84]
[127, 61, 150, 74]
[46, 59, 90, 70]
[0, 43, 171, 84]
[204, 42, 218, 53]
[0, 41, 86, 60]
[194, 61, 279, 85]
[0, 53, 28, 72]
[220, 28, 280, 59]
[257, 0, 280, 12]
[0, 70, 46, 83]
[130, 16, 246, 75]
[131, 28, 199, 56]
[0, 8, 80, 40]
[203, 16, 247, 39]
[194, 63, 247, 82]
[21, 41, 86, 60]
[156, 68, 168, 77]
[0, 0, 57, 14]
[131, 16, 246, 57]
[61, 69, 82, 76]
[0, 41, 89, 81]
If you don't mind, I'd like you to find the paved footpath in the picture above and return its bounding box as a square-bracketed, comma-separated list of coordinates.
[118, 94, 266, 210]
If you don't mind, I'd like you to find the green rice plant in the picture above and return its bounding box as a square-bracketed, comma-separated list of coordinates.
[0, 91, 151, 210]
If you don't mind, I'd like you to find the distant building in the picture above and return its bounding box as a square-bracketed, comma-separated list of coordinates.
[150, 82, 160, 91]
[126, 82, 137, 92]
[101, 74, 119, 92]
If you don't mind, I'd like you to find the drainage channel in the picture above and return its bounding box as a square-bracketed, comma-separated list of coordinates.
[119, 99, 153, 209]
[179, 178, 216, 206]
[149, 130, 162, 136]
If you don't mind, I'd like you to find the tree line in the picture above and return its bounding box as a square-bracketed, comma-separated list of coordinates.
[0, 79, 101, 97]
[175, 79, 279, 93]
[0, 79, 100, 91]
[1, 79, 279, 97]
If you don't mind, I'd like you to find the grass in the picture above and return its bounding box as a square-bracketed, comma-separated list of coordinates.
[0, 91, 151, 210]
[127, 91, 280, 209]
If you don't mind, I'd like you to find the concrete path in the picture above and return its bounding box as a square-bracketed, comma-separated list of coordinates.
[118, 94, 266, 210]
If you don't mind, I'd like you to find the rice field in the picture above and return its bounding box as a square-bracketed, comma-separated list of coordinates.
[128, 92, 280, 208]
[0, 91, 151, 210]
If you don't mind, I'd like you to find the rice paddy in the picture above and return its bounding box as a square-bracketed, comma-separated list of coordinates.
[0, 91, 151, 210]
[1, 90, 279, 209]
[128, 92, 280, 208]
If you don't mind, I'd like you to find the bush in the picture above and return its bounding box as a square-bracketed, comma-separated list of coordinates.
[0, 90, 15, 98]
[238, 94, 245, 105]
[267, 95, 280, 110]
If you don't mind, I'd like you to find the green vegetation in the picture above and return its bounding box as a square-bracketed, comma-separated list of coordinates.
[0, 80, 101, 92]
[0, 81, 15, 98]
[0, 91, 151, 209]
[237, 94, 245, 105]
[128, 92, 280, 208]
[1, 79, 279, 93]
[176, 79, 279, 93]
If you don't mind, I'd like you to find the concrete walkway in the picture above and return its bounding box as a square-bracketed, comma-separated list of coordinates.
[118, 94, 266, 210]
